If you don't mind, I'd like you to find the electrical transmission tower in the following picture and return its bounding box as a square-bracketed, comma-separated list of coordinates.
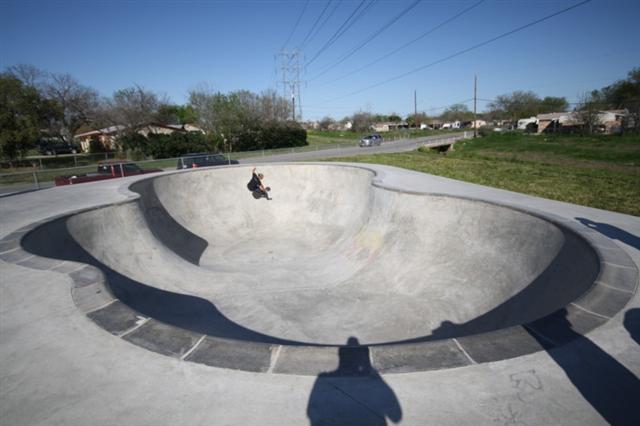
[277, 49, 303, 121]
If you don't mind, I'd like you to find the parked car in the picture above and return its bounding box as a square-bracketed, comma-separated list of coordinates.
[359, 134, 383, 147]
[54, 161, 162, 186]
[37, 138, 78, 155]
[177, 153, 239, 169]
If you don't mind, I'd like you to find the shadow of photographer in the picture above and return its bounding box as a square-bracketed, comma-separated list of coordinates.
[307, 337, 402, 426]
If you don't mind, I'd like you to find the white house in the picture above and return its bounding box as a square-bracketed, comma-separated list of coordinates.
[517, 117, 538, 130]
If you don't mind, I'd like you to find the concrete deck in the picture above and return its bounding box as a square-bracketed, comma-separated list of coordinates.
[1, 163, 639, 425]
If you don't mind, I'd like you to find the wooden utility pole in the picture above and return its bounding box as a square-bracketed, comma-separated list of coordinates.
[473, 75, 477, 138]
[414, 90, 418, 128]
[292, 95, 296, 121]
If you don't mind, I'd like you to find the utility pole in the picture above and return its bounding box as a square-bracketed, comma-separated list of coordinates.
[473, 75, 477, 138]
[277, 49, 303, 121]
[414, 90, 418, 128]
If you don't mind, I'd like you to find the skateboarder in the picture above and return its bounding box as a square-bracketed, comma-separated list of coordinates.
[247, 167, 271, 200]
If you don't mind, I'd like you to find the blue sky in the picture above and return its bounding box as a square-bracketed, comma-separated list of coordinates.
[1, 0, 639, 120]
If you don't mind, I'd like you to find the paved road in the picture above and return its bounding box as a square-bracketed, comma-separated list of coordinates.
[244, 132, 469, 164]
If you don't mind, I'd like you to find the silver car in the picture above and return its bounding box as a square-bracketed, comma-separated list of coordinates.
[359, 134, 383, 147]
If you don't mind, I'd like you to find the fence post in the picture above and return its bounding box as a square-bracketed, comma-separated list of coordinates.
[119, 163, 124, 178]
[32, 171, 40, 190]
[74, 155, 78, 168]
[39, 158, 43, 170]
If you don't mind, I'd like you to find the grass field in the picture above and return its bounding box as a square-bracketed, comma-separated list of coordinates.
[306, 128, 459, 146]
[324, 132, 640, 216]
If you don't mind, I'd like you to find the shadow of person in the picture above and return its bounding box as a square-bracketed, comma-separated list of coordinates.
[306, 337, 402, 426]
[623, 308, 640, 346]
[576, 217, 640, 250]
[526, 309, 640, 425]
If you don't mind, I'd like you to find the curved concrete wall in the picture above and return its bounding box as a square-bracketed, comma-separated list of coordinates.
[62, 165, 600, 345]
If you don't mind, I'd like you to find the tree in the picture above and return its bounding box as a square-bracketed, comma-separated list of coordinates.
[156, 104, 181, 125]
[440, 104, 472, 122]
[0, 75, 58, 162]
[256, 89, 291, 122]
[42, 72, 101, 142]
[539, 96, 568, 114]
[101, 85, 164, 147]
[351, 111, 373, 132]
[488, 91, 541, 122]
[5, 64, 46, 89]
[318, 116, 335, 130]
[387, 113, 402, 123]
[576, 90, 606, 134]
[406, 112, 428, 128]
[598, 67, 640, 131]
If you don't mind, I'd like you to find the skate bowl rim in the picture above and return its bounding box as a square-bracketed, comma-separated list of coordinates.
[5, 163, 638, 376]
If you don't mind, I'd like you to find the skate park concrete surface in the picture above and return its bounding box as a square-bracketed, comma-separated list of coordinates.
[1, 163, 639, 425]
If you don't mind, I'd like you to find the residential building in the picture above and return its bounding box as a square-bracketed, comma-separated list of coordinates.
[75, 123, 204, 152]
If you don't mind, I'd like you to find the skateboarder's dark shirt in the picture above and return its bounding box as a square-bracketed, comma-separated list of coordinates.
[248, 173, 261, 191]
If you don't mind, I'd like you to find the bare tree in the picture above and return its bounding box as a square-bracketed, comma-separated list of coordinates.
[188, 87, 219, 133]
[5, 64, 46, 89]
[576, 91, 605, 134]
[258, 89, 291, 122]
[318, 116, 335, 130]
[43, 72, 101, 141]
[351, 111, 373, 132]
[103, 85, 163, 131]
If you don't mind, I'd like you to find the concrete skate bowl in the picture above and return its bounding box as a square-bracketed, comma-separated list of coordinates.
[17, 164, 638, 375]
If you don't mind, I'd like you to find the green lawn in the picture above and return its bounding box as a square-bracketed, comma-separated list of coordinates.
[306, 128, 462, 146]
[324, 132, 640, 216]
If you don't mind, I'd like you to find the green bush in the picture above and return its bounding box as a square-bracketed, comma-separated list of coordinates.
[231, 121, 307, 152]
[478, 126, 494, 137]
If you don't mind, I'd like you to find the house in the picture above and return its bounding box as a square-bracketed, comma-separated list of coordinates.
[371, 121, 409, 132]
[462, 120, 487, 129]
[536, 112, 581, 133]
[595, 109, 628, 133]
[422, 119, 443, 130]
[75, 125, 125, 152]
[136, 123, 204, 138]
[536, 110, 629, 134]
[517, 117, 538, 130]
[441, 121, 461, 129]
[74, 123, 205, 152]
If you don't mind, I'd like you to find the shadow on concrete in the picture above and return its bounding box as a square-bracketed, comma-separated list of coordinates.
[307, 337, 402, 426]
[21, 217, 307, 346]
[130, 179, 208, 265]
[403, 227, 599, 343]
[526, 308, 640, 426]
[20, 214, 604, 349]
[624, 308, 640, 346]
[576, 217, 640, 251]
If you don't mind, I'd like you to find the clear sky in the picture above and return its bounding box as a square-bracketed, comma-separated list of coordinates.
[1, 0, 639, 120]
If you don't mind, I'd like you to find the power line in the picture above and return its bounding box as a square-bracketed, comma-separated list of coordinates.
[304, 0, 375, 68]
[316, 0, 486, 85]
[328, 0, 593, 101]
[298, 0, 334, 51]
[298, 0, 342, 51]
[309, 0, 423, 79]
[281, 0, 310, 50]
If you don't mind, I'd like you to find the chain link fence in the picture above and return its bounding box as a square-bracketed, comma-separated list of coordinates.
[0, 132, 469, 196]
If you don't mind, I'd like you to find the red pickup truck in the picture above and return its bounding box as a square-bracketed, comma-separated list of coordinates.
[54, 161, 162, 186]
